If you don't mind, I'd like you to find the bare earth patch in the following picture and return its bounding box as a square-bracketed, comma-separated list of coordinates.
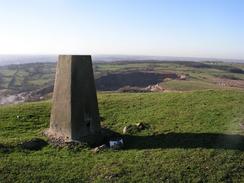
[212, 78, 244, 88]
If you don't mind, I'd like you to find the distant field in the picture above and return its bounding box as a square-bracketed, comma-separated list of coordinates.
[0, 61, 244, 95]
[0, 90, 244, 182]
[0, 63, 55, 93]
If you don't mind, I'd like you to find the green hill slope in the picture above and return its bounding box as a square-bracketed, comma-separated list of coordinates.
[0, 90, 244, 182]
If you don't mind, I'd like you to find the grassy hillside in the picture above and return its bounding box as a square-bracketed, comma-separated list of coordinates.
[0, 63, 55, 93]
[0, 90, 244, 182]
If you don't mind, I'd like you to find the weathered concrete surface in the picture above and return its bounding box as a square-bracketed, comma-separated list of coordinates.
[47, 55, 101, 142]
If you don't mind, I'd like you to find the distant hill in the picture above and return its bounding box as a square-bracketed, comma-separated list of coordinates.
[0, 55, 57, 66]
[1, 55, 244, 66]
[0, 60, 244, 105]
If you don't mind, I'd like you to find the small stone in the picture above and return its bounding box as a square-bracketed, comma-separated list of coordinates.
[122, 125, 138, 134]
[93, 144, 107, 153]
[239, 123, 244, 130]
[136, 122, 146, 130]
[123, 122, 149, 134]
[123, 126, 128, 134]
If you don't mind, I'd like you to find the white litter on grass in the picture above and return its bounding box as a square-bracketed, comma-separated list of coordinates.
[109, 139, 124, 149]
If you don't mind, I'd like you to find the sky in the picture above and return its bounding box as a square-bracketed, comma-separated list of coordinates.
[0, 0, 243, 59]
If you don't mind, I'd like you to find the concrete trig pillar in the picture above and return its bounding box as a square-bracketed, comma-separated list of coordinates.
[47, 55, 101, 142]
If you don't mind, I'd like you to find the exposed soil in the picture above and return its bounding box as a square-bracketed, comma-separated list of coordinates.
[0, 85, 53, 105]
[213, 78, 244, 88]
[95, 71, 178, 91]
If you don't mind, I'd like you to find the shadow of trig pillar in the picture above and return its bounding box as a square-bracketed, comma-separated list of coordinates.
[48, 55, 101, 142]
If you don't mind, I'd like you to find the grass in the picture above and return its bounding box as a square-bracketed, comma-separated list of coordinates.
[0, 90, 244, 182]
[161, 80, 221, 91]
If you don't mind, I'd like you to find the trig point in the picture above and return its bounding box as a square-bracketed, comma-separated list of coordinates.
[46, 55, 101, 143]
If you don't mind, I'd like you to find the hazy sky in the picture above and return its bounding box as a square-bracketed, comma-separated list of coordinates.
[0, 0, 243, 59]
